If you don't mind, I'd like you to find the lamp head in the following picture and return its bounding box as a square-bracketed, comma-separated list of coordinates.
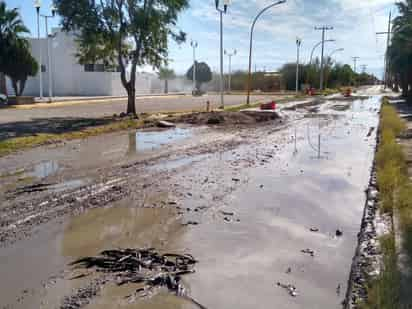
[223, 0, 230, 13]
[34, 0, 41, 12]
[50, 3, 57, 16]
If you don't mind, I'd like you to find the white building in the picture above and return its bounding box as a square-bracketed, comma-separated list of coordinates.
[6, 29, 191, 97]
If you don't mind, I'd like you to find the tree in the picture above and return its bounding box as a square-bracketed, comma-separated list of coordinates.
[279, 59, 361, 91]
[158, 67, 175, 94]
[3, 39, 38, 96]
[55, 0, 189, 116]
[279, 63, 305, 90]
[0, 1, 30, 95]
[186, 61, 212, 90]
[388, 0, 412, 97]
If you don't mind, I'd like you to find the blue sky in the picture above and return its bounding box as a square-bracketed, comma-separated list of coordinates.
[5, 0, 395, 78]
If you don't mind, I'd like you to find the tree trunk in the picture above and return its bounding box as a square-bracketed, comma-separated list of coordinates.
[19, 78, 27, 96]
[11, 79, 18, 97]
[401, 73, 408, 98]
[164, 80, 168, 94]
[126, 85, 136, 116]
[0, 73, 7, 95]
[408, 74, 412, 98]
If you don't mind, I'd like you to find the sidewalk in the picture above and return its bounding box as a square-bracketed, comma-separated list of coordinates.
[34, 92, 188, 103]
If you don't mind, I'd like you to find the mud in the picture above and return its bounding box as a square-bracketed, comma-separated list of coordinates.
[173, 110, 281, 126]
[0, 87, 384, 309]
[282, 99, 324, 111]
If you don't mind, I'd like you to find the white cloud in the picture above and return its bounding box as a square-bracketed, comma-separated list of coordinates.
[168, 0, 393, 76]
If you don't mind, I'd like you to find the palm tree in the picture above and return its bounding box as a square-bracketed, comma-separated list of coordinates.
[0, 1, 30, 95]
[158, 67, 176, 94]
[388, 0, 412, 97]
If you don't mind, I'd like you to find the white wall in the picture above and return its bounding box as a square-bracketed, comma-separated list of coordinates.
[6, 29, 194, 97]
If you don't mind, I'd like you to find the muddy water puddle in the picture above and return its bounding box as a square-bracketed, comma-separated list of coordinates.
[0, 94, 382, 309]
[0, 201, 185, 309]
[127, 127, 192, 154]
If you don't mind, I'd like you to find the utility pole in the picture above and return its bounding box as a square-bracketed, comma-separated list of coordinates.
[224, 49, 237, 93]
[296, 37, 302, 94]
[215, 0, 229, 108]
[190, 40, 198, 94]
[376, 11, 392, 89]
[34, 0, 43, 99]
[315, 26, 333, 91]
[352, 56, 360, 73]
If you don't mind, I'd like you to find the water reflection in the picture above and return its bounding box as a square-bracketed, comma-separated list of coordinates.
[27, 160, 59, 179]
[127, 128, 192, 155]
[61, 203, 183, 259]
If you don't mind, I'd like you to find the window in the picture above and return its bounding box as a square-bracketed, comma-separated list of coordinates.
[94, 64, 105, 72]
[41, 65, 46, 72]
[84, 64, 107, 72]
[84, 64, 94, 72]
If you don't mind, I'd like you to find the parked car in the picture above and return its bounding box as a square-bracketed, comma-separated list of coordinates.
[0, 93, 7, 104]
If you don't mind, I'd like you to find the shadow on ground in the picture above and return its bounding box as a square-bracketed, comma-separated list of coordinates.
[0, 117, 116, 141]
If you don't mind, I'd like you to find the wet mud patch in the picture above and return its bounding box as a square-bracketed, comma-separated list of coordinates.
[62, 248, 204, 309]
[172, 110, 280, 126]
[332, 96, 370, 102]
[330, 104, 351, 111]
[282, 99, 324, 111]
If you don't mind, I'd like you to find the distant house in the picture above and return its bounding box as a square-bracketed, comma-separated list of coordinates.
[6, 29, 190, 97]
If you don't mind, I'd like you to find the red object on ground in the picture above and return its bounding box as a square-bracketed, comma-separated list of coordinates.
[306, 88, 316, 96]
[344, 88, 352, 97]
[260, 101, 277, 110]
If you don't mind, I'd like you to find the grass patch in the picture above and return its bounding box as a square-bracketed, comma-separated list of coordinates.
[376, 99, 407, 214]
[360, 97, 412, 308]
[359, 234, 400, 309]
[0, 117, 144, 157]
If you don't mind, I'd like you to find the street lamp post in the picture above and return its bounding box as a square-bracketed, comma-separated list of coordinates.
[34, 0, 42, 99]
[215, 0, 230, 108]
[309, 39, 335, 64]
[224, 49, 236, 93]
[35, 1, 57, 101]
[306, 39, 334, 89]
[329, 47, 344, 60]
[190, 40, 198, 94]
[246, 0, 286, 105]
[41, 5, 57, 101]
[296, 38, 302, 94]
[325, 48, 344, 88]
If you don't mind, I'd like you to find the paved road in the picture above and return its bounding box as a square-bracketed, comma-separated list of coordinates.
[0, 92, 382, 309]
[0, 94, 288, 124]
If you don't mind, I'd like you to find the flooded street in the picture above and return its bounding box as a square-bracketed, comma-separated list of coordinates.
[0, 87, 382, 309]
